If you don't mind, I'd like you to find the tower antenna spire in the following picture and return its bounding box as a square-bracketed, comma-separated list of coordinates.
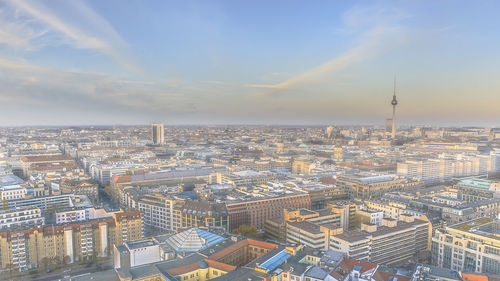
[393, 75, 396, 97]
[391, 75, 398, 141]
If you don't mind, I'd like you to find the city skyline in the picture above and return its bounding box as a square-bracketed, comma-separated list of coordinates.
[0, 0, 499, 126]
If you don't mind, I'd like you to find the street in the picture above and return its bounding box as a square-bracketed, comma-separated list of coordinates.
[2, 262, 112, 281]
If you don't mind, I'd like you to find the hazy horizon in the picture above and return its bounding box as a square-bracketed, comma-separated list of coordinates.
[1, 0, 499, 126]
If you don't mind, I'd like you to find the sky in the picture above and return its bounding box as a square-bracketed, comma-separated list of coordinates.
[0, 0, 499, 126]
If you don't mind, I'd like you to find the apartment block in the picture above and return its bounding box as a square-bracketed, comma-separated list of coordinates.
[0, 208, 44, 230]
[0, 211, 142, 271]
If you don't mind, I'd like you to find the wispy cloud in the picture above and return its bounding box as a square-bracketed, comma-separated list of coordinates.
[0, 6, 49, 50]
[0, 57, 187, 113]
[247, 5, 410, 97]
[3, 0, 139, 72]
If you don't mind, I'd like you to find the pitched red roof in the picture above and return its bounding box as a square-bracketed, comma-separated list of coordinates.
[208, 239, 277, 261]
[373, 270, 411, 281]
[31, 163, 79, 171]
[167, 262, 201, 276]
[114, 211, 142, 222]
[112, 175, 131, 184]
[329, 271, 345, 280]
[338, 258, 378, 274]
[205, 259, 236, 272]
[21, 155, 73, 162]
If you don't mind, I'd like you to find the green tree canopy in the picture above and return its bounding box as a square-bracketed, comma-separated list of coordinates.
[232, 224, 261, 239]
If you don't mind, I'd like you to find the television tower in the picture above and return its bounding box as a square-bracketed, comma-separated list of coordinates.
[391, 76, 398, 140]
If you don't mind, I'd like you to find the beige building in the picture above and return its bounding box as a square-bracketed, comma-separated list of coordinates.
[20, 154, 75, 177]
[333, 146, 343, 161]
[60, 178, 99, 204]
[292, 159, 314, 174]
[265, 206, 352, 250]
[364, 200, 431, 222]
[0, 211, 142, 271]
[356, 209, 384, 226]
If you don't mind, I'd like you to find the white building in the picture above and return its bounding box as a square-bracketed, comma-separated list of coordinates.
[398, 154, 497, 184]
[114, 239, 162, 269]
[56, 209, 87, 223]
[0, 208, 44, 230]
[56, 207, 119, 224]
[0, 185, 27, 201]
[491, 149, 500, 172]
[137, 193, 177, 232]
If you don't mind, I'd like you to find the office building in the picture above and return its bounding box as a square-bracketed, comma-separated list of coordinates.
[265, 206, 353, 249]
[432, 218, 500, 274]
[180, 200, 228, 231]
[226, 193, 310, 231]
[330, 217, 431, 265]
[138, 193, 179, 232]
[398, 155, 496, 185]
[6, 194, 93, 211]
[336, 174, 422, 199]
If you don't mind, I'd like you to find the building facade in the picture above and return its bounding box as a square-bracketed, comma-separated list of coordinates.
[0, 211, 142, 271]
[432, 218, 500, 274]
[152, 123, 165, 145]
[226, 193, 311, 231]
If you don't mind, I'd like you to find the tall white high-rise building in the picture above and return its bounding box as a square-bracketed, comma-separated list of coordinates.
[491, 149, 500, 172]
[398, 154, 496, 184]
[152, 123, 165, 145]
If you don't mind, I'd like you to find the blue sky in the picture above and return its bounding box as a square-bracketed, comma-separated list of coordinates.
[0, 0, 499, 126]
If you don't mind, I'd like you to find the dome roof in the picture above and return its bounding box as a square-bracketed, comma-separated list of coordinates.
[165, 228, 225, 253]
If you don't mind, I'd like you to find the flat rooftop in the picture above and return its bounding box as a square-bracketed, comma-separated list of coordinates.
[450, 218, 500, 241]
[287, 221, 322, 234]
[125, 239, 157, 250]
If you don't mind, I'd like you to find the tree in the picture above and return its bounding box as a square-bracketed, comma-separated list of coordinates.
[63, 255, 71, 265]
[103, 185, 112, 197]
[46, 204, 63, 213]
[51, 256, 61, 267]
[232, 224, 261, 239]
[90, 250, 99, 263]
[5, 263, 14, 275]
[40, 257, 50, 269]
[350, 216, 361, 230]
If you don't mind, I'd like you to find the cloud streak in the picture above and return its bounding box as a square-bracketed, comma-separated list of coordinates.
[4, 0, 139, 72]
[246, 5, 409, 97]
